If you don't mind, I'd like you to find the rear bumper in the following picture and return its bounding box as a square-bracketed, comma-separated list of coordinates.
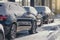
[0, 21, 11, 35]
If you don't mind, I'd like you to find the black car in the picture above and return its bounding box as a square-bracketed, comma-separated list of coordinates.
[35, 6, 55, 24]
[23, 6, 43, 26]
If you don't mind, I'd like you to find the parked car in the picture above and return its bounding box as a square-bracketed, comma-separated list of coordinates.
[35, 6, 55, 24]
[0, 2, 37, 40]
[0, 24, 5, 40]
[23, 6, 43, 26]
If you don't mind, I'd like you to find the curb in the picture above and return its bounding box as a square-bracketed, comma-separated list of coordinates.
[48, 29, 60, 40]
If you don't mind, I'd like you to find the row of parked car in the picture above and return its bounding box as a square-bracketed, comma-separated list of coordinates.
[0, 2, 55, 40]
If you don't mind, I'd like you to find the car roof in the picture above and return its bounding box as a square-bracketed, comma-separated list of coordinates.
[23, 6, 34, 8]
[0, 2, 27, 15]
[23, 6, 38, 16]
[35, 6, 49, 8]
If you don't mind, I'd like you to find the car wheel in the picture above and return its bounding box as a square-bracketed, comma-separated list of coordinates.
[51, 19, 54, 23]
[29, 20, 37, 34]
[0, 32, 5, 40]
[48, 19, 54, 23]
[44, 20, 48, 24]
[7, 24, 17, 40]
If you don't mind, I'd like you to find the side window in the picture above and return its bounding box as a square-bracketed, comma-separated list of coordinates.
[24, 7, 29, 12]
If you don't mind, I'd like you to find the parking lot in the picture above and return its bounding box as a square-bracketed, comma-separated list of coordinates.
[13, 14, 60, 40]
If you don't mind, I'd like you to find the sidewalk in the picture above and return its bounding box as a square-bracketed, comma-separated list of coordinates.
[55, 36, 60, 40]
[15, 30, 53, 40]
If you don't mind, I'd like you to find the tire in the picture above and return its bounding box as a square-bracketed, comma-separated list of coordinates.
[48, 19, 54, 24]
[29, 20, 37, 34]
[44, 20, 48, 24]
[7, 23, 17, 40]
[0, 32, 5, 40]
[51, 19, 54, 23]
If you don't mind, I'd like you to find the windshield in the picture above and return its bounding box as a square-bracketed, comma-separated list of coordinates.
[24, 7, 29, 12]
[35, 7, 45, 12]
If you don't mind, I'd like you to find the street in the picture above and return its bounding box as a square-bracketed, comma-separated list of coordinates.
[14, 14, 60, 40]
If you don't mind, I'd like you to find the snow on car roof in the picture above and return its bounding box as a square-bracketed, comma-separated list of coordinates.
[23, 6, 38, 16]
[34, 6, 49, 8]
[0, 2, 27, 16]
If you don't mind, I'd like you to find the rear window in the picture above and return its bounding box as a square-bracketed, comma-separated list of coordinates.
[0, 3, 6, 15]
[24, 7, 29, 12]
[35, 7, 45, 12]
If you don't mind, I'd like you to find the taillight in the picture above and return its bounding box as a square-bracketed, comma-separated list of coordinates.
[0, 15, 7, 21]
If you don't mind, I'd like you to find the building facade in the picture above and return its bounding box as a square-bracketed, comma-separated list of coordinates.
[0, 0, 60, 14]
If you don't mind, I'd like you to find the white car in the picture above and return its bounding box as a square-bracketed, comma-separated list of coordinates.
[35, 6, 55, 24]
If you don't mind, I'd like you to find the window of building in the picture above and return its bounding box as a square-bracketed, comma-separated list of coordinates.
[41, 0, 45, 5]
[16, 0, 30, 6]
[34, 0, 41, 6]
[8, 0, 15, 2]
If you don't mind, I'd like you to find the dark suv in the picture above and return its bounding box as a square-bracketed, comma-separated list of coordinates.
[0, 2, 38, 40]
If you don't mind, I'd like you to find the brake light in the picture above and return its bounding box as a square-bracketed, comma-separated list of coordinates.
[0, 15, 7, 21]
